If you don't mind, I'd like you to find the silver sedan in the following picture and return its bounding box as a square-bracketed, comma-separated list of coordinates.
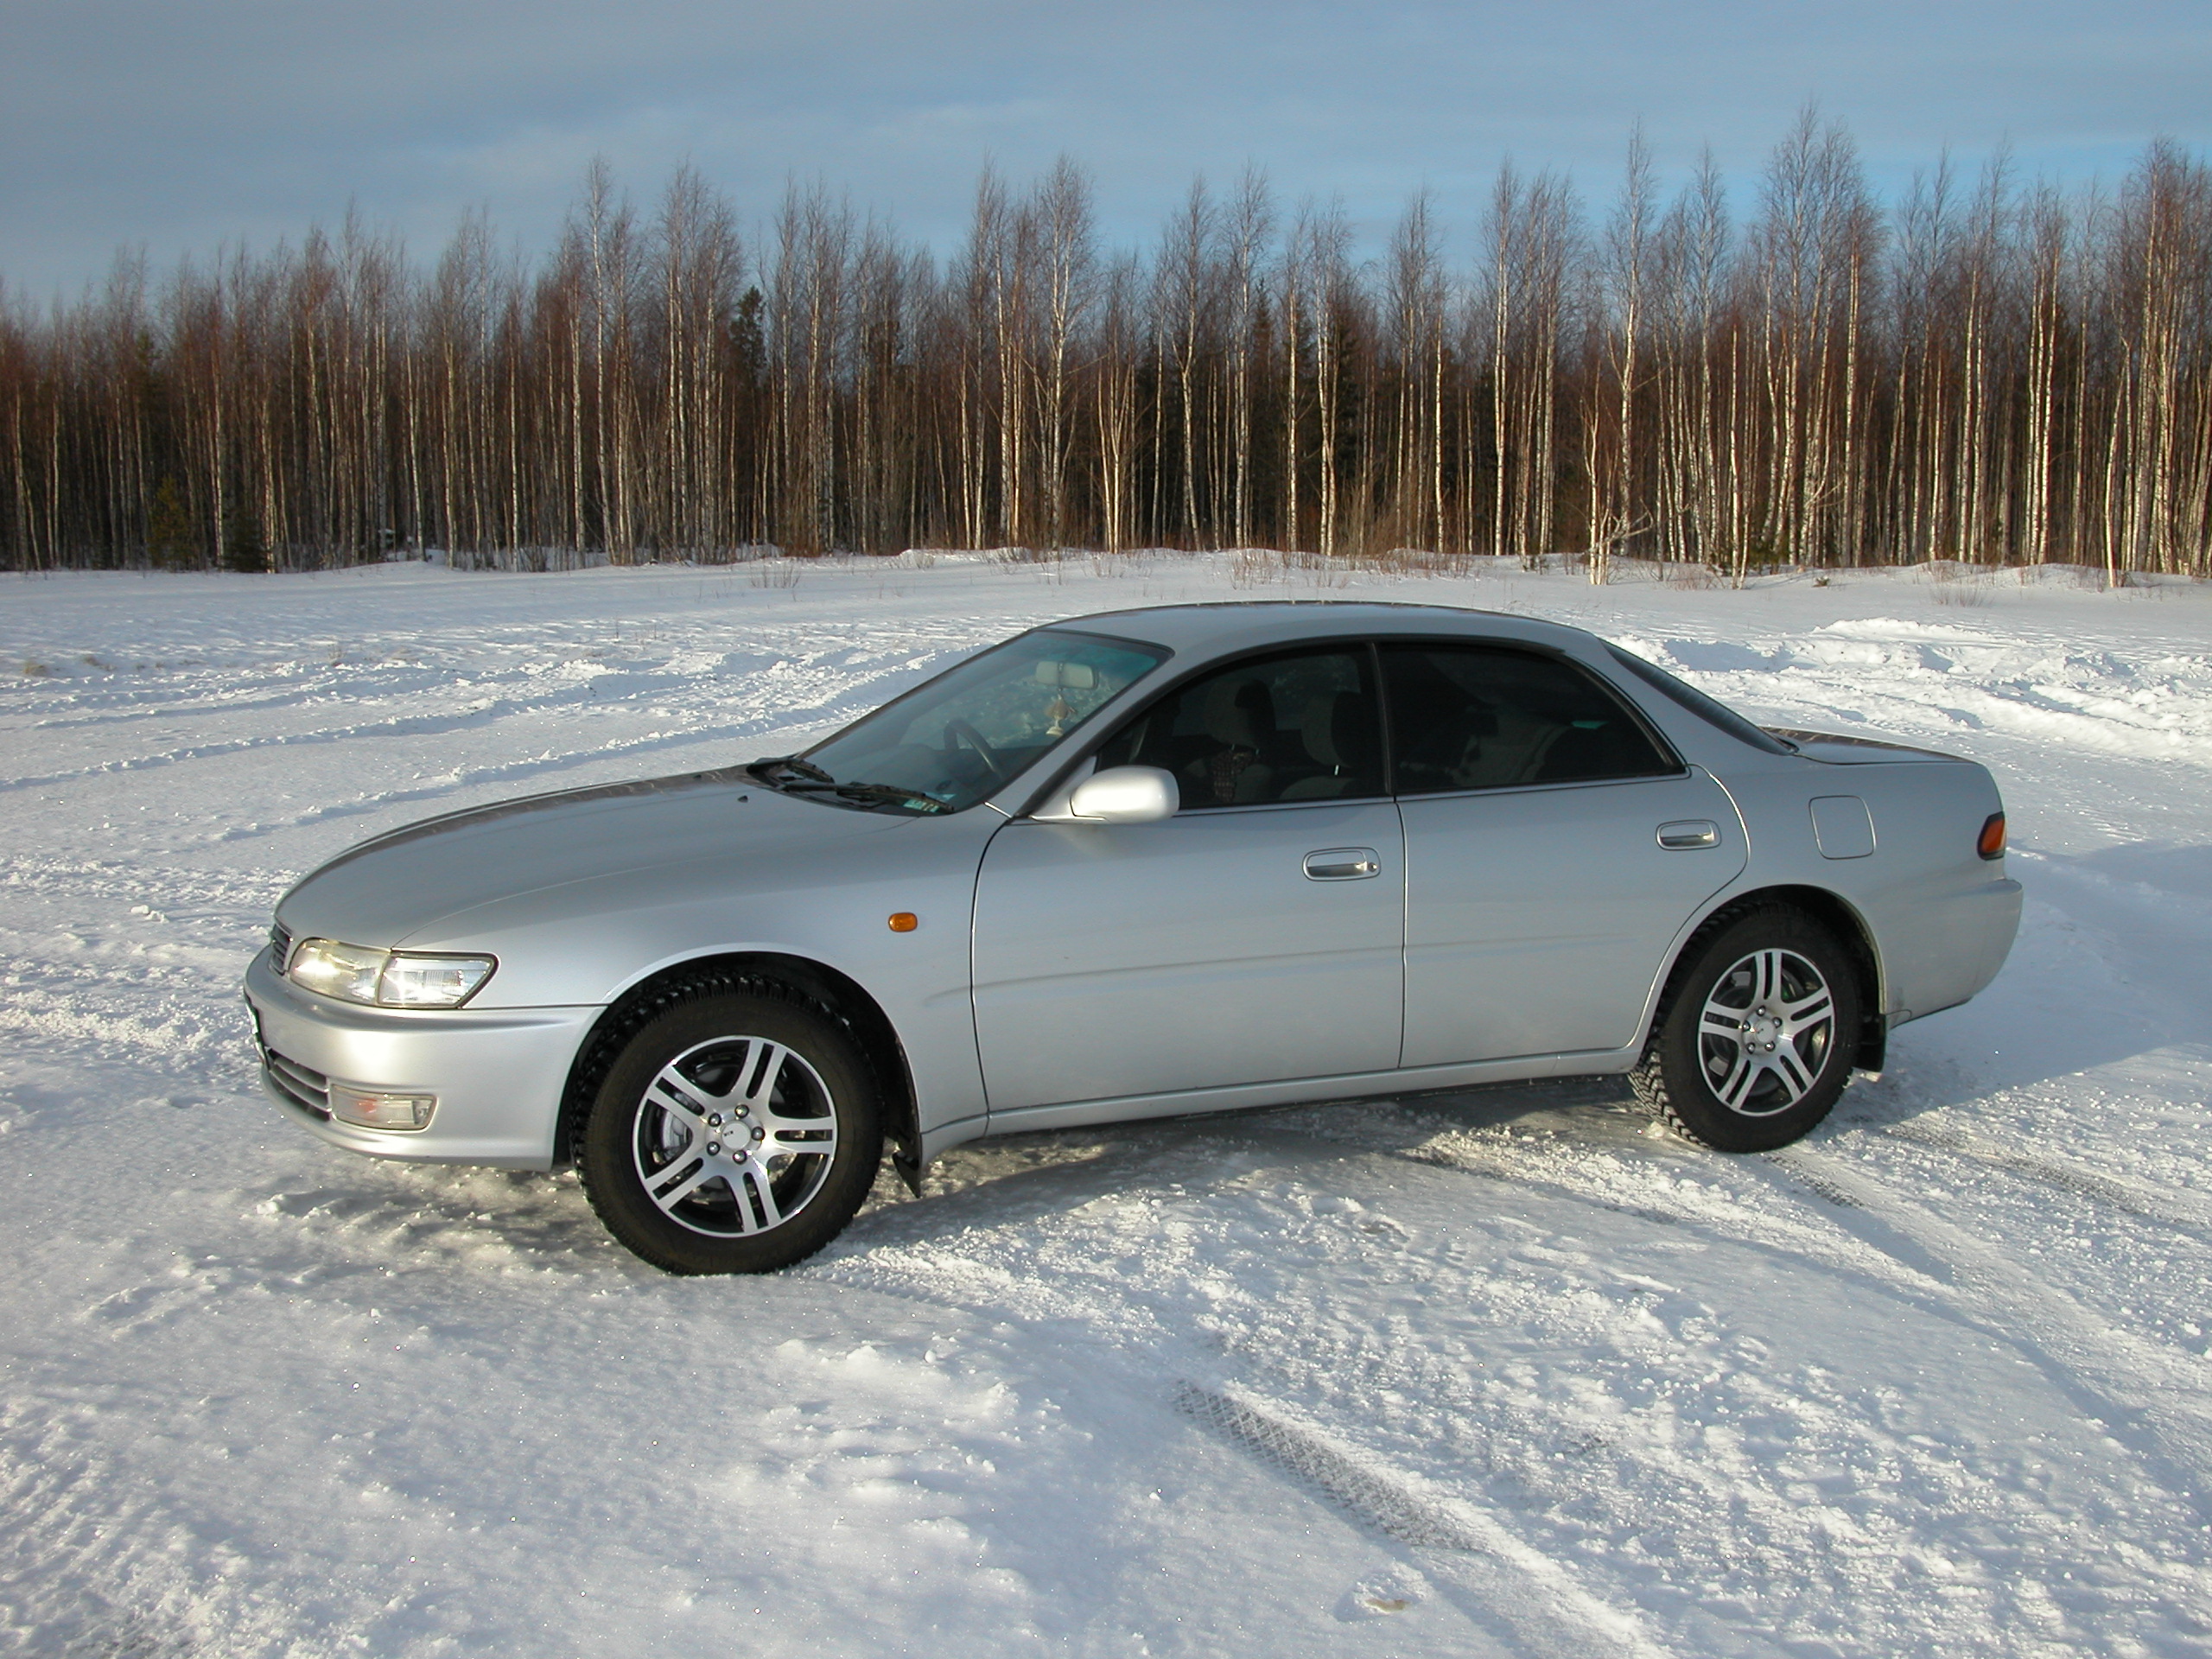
[245, 602, 2022, 1273]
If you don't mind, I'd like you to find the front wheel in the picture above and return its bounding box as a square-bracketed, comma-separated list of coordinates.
[577, 990, 882, 1274]
[1631, 909, 1862, 1153]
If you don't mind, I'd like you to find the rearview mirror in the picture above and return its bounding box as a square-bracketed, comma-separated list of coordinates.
[1059, 766, 1179, 824]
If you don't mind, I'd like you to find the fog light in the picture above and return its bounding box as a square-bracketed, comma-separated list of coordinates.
[329, 1084, 437, 1131]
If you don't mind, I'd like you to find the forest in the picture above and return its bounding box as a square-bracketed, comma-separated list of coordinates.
[3, 116, 2209, 580]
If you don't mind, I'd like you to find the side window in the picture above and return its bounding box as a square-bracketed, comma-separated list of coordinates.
[1092, 649, 1384, 809]
[1381, 644, 1675, 794]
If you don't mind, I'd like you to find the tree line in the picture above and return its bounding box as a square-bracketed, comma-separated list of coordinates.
[5, 116, 2209, 580]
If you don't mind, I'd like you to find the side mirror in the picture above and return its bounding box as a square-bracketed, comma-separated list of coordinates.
[1056, 766, 1179, 824]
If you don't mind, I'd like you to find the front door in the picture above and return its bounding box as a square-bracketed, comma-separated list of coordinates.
[972, 646, 1404, 1115]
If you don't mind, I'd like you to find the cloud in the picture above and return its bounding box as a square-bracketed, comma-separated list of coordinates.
[3, 0, 2207, 296]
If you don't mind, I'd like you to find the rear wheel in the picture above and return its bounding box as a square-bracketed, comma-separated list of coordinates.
[577, 990, 882, 1274]
[1632, 909, 1861, 1153]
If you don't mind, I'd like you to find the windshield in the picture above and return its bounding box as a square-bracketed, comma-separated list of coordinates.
[759, 628, 1169, 813]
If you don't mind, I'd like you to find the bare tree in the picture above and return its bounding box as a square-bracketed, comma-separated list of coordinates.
[6, 130, 2210, 582]
[1222, 167, 1274, 549]
[1155, 177, 1217, 545]
[1592, 125, 1656, 581]
[1032, 157, 1097, 550]
[1385, 190, 1446, 552]
[1093, 251, 1144, 554]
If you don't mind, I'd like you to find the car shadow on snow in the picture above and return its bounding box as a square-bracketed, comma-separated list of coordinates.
[252, 1015, 2130, 1275]
[845, 840, 2212, 1243]
[2059, 839, 2212, 906]
[834, 1074, 1662, 1252]
[1834, 839, 2212, 1122]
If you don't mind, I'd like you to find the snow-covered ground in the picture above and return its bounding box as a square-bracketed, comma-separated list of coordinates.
[3, 551, 2209, 1658]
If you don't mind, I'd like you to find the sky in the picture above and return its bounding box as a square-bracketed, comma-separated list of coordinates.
[4, 0, 2209, 302]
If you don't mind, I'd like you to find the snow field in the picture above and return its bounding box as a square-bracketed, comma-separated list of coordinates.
[2, 551, 2209, 1657]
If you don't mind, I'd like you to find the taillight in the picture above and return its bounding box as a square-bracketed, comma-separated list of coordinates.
[1977, 812, 2007, 860]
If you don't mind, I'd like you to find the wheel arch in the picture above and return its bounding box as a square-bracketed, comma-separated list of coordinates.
[554, 951, 920, 1188]
[1653, 884, 1888, 1071]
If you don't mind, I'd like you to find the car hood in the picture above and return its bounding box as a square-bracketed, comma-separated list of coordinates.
[276, 767, 913, 947]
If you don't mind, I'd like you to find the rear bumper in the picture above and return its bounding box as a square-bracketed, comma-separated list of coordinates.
[1887, 874, 2023, 1024]
[1971, 875, 2025, 995]
[244, 949, 596, 1169]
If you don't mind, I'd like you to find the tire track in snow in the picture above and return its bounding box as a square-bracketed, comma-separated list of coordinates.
[1395, 1132, 1960, 1307]
[2, 669, 367, 731]
[804, 1242, 1634, 1652]
[1399, 1120, 2212, 1640]
[3, 673, 953, 855]
[0, 686, 680, 793]
[1870, 1117, 2212, 1233]
[1764, 1143, 2212, 1528]
[825, 1156, 1689, 1656]
[199, 727, 745, 845]
[858, 1119, 2212, 1654]
[1175, 1382, 1677, 1659]
[0, 1392, 213, 1659]
[1, 854, 279, 906]
[1408, 1123, 2212, 1528]
[0, 625, 1001, 798]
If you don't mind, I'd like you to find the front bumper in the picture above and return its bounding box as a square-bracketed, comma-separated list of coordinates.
[244, 949, 598, 1168]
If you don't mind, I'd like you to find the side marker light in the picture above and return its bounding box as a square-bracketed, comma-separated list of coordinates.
[888, 912, 918, 932]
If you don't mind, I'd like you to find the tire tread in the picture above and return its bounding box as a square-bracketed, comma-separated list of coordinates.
[1634, 903, 1858, 1153]
[575, 986, 881, 1274]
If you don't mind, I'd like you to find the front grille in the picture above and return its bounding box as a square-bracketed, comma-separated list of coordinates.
[263, 1044, 331, 1119]
[268, 925, 293, 972]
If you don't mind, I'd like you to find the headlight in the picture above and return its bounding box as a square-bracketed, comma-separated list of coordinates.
[287, 938, 496, 1008]
[285, 938, 385, 1002]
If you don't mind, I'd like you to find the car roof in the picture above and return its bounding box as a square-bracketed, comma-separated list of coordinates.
[1042, 600, 1601, 658]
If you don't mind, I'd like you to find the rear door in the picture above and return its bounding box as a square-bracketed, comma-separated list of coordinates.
[1383, 643, 1746, 1067]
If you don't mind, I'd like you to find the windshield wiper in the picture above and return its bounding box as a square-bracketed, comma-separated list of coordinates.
[773, 778, 952, 815]
[752, 754, 950, 814]
[752, 754, 835, 785]
[831, 782, 950, 813]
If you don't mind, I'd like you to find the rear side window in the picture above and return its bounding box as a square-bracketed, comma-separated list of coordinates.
[1382, 644, 1677, 794]
[1092, 648, 1385, 809]
[1604, 645, 1795, 755]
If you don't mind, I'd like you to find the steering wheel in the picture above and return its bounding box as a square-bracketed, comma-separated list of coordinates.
[942, 718, 1010, 784]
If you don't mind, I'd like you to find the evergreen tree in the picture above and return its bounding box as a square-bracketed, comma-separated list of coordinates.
[147, 476, 196, 569]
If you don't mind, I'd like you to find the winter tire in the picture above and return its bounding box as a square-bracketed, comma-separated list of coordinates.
[1631, 908, 1862, 1153]
[578, 990, 883, 1274]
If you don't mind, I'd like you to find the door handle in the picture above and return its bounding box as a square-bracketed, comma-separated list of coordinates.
[1656, 820, 1720, 849]
[1303, 847, 1381, 880]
